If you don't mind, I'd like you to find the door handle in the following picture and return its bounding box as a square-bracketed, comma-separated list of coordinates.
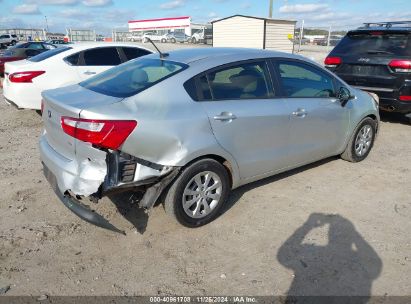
[292, 108, 307, 117]
[83, 71, 96, 75]
[213, 112, 237, 121]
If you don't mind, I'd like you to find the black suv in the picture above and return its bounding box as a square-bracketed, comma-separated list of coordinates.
[324, 21, 411, 117]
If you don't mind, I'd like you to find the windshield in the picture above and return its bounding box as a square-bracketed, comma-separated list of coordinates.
[334, 31, 411, 56]
[28, 47, 72, 62]
[80, 58, 188, 98]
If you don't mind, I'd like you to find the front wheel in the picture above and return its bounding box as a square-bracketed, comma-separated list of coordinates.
[171, 38, 176, 43]
[191, 37, 197, 44]
[341, 117, 377, 162]
[161, 38, 166, 43]
[164, 159, 230, 227]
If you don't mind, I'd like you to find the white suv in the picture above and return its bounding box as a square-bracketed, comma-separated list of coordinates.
[0, 34, 18, 48]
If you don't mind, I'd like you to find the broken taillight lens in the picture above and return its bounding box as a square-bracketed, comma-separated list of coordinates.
[9, 71, 45, 83]
[61, 117, 137, 150]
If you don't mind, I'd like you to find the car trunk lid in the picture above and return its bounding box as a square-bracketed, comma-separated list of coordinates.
[42, 84, 123, 160]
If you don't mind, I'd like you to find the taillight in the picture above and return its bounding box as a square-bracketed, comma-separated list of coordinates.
[61, 117, 137, 150]
[324, 56, 342, 68]
[9, 71, 45, 83]
[399, 95, 411, 101]
[388, 60, 411, 73]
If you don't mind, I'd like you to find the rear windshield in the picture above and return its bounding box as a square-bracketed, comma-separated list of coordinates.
[28, 47, 72, 62]
[333, 31, 411, 56]
[80, 58, 188, 98]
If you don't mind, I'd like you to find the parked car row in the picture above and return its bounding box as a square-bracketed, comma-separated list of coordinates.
[128, 29, 212, 44]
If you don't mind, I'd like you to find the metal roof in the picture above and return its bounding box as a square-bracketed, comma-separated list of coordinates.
[211, 14, 296, 24]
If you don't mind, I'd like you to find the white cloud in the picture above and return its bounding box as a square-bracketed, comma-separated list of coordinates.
[26, 0, 79, 5]
[159, 0, 185, 10]
[208, 12, 218, 18]
[241, 1, 251, 9]
[82, 0, 113, 7]
[59, 8, 90, 19]
[279, 3, 329, 14]
[12, 4, 41, 15]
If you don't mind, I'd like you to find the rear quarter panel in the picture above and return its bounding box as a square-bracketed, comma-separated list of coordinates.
[79, 72, 242, 188]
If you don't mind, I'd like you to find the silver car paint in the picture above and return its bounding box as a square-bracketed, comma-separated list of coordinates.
[40, 48, 379, 199]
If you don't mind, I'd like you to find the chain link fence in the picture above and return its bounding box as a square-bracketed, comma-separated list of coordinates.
[292, 22, 364, 62]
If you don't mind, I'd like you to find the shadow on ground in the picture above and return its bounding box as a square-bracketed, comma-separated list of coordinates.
[277, 213, 382, 303]
[380, 111, 410, 126]
[109, 191, 149, 234]
[221, 157, 338, 216]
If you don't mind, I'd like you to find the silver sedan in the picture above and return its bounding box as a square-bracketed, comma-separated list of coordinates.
[40, 47, 379, 232]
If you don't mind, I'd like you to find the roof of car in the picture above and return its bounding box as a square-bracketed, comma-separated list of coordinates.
[146, 47, 297, 65]
[68, 42, 153, 52]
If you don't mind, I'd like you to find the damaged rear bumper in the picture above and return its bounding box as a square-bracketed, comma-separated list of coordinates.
[40, 134, 180, 234]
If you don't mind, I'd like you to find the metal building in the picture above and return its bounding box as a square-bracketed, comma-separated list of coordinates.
[212, 15, 296, 53]
[66, 29, 96, 42]
[0, 28, 46, 41]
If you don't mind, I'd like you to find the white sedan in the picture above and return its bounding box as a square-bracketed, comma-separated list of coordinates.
[3, 43, 152, 110]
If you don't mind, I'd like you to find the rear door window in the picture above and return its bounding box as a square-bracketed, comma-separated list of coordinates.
[276, 60, 335, 98]
[333, 32, 411, 56]
[83, 47, 121, 66]
[122, 47, 151, 61]
[65, 52, 80, 65]
[206, 61, 273, 100]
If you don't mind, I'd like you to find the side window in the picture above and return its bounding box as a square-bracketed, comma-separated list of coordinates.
[25, 49, 42, 57]
[28, 43, 43, 50]
[83, 47, 121, 66]
[207, 61, 272, 100]
[122, 47, 151, 61]
[65, 52, 80, 66]
[276, 61, 335, 98]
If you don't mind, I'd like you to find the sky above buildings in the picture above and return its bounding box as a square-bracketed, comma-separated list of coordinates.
[1, 0, 411, 34]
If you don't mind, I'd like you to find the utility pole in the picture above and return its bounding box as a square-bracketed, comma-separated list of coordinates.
[44, 16, 49, 33]
[269, 0, 273, 18]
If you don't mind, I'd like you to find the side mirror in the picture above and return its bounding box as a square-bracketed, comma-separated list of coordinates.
[337, 87, 353, 106]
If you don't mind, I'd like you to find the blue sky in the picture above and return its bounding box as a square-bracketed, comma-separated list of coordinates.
[1, 0, 411, 35]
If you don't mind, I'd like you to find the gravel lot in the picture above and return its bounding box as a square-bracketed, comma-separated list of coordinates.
[0, 44, 410, 298]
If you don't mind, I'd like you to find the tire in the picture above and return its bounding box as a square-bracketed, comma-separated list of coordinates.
[171, 38, 176, 43]
[161, 38, 166, 43]
[164, 159, 230, 227]
[341, 117, 377, 162]
[191, 37, 197, 44]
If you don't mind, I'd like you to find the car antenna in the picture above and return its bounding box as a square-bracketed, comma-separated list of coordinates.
[146, 38, 169, 59]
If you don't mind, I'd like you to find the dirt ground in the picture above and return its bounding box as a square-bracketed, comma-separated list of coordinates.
[0, 51, 410, 298]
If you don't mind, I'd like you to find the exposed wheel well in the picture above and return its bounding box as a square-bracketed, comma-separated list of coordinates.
[366, 114, 379, 132]
[185, 155, 233, 187]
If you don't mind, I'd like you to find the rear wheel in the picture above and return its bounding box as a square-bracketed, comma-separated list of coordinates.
[171, 38, 176, 43]
[341, 117, 377, 162]
[161, 38, 166, 43]
[191, 37, 197, 44]
[164, 159, 230, 227]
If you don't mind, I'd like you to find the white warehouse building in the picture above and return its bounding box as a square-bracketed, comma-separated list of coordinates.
[212, 15, 297, 53]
